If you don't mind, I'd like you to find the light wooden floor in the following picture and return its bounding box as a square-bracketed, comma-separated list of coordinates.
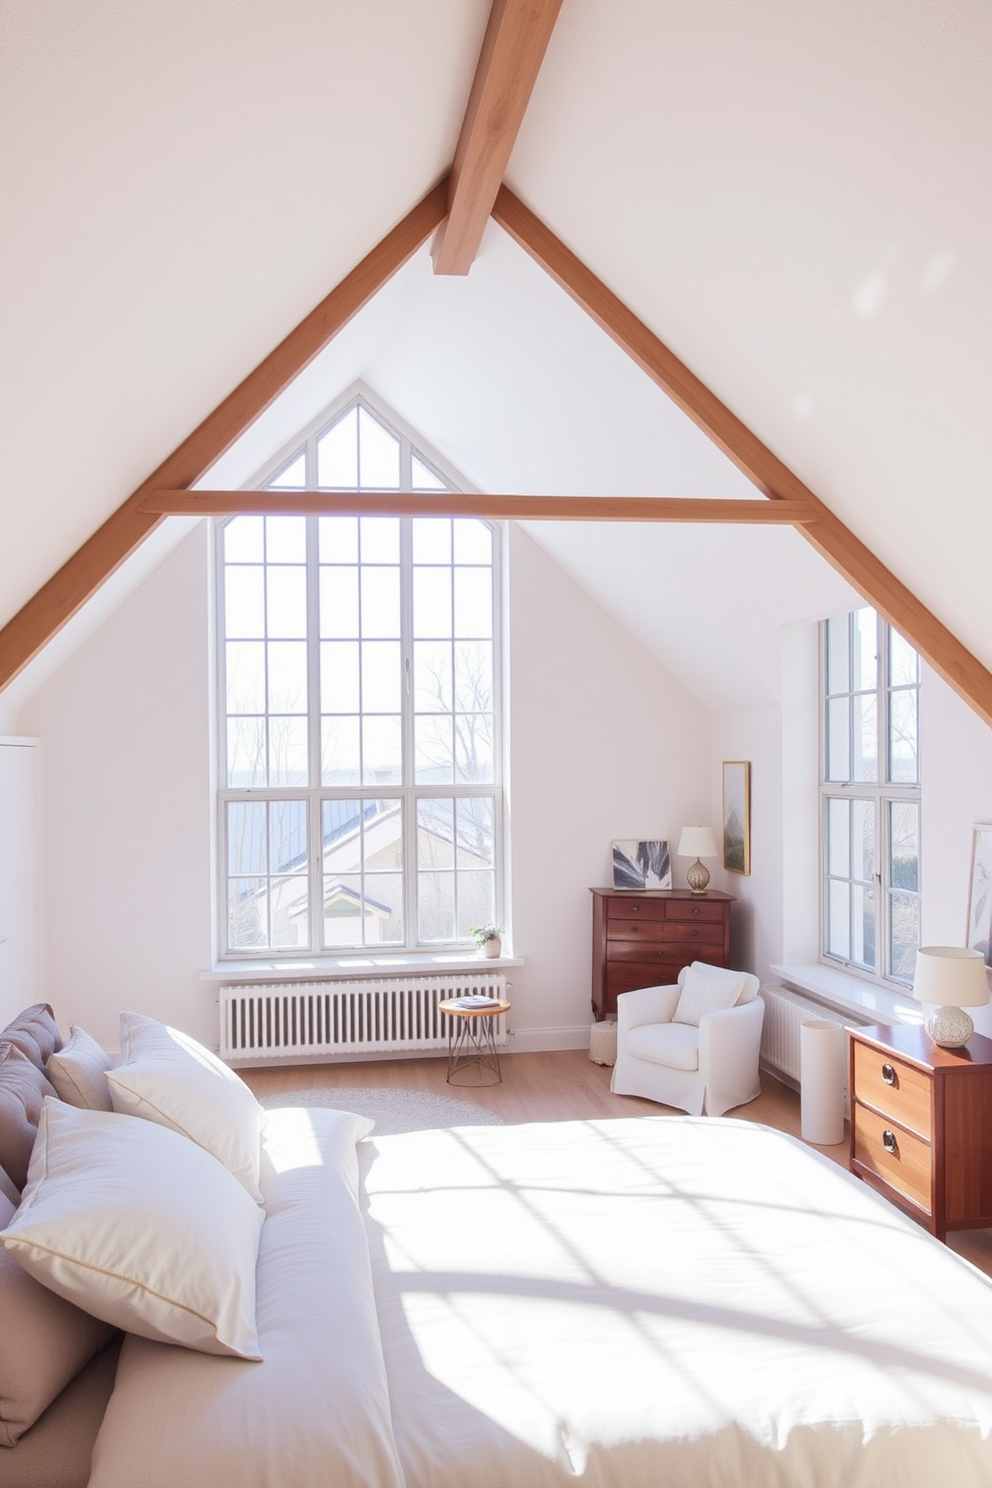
[243, 1047, 992, 1279]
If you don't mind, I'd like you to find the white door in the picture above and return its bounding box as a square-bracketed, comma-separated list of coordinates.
[0, 738, 41, 1026]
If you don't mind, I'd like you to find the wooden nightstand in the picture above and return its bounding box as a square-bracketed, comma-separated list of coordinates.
[848, 1023, 992, 1241]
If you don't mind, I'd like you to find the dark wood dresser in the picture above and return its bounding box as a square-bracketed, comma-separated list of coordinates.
[848, 1022, 992, 1241]
[589, 887, 735, 1022]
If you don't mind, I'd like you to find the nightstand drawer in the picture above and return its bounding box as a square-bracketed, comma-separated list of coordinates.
[852, 1042, 932, 1140]
[853, 1103, 932, 1214]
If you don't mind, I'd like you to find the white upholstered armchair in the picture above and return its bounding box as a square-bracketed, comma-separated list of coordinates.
[610, 961, 764, 1116]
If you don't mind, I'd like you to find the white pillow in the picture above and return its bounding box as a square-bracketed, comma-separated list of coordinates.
[107, 1011, 263, 1202]
[46, 1024, 114, 1111]
[673, 962, 747, 1026]
[0, 1099, 264, 1360]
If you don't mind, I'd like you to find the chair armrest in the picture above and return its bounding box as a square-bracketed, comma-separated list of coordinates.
[698, 995, 765, 1066]
[616, 984, 681, 1033]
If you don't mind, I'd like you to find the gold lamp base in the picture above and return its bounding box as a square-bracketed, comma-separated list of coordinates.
[686, 858, 710, 895]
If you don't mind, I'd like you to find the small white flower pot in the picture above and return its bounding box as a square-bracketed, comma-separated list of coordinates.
[482, 938, 502, 958]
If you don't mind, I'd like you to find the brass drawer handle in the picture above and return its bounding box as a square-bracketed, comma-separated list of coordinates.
[882, 1130, 898, 1154]
[881, 1063, 896, 1085]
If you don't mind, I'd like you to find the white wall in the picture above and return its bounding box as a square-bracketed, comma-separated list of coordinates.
[505, 526, 713, 1047]
[16, 525, 213, 1051]
[11, 522, 714, 1053]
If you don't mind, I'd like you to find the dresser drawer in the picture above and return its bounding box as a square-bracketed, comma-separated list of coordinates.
[659, 921, 724, 946]
[605, 896, 667, 922]
[665, 899, 727, 923]
[853, 1103, 933, 1215]
[606, 917, 667, 944]
[606, 960, 683, 996]
[852, 1043, 932, 1140]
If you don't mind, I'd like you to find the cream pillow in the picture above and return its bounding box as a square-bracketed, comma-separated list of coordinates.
[47, 1024, 114, 1111]
[106, 1011, 263, 1202]
[0, 1099, 264, 1360]
[673, 962, 747, 1026]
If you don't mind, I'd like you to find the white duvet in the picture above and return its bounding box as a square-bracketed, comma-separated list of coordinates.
[86, 1110, 992, 1487]
[361, 1116, 992, 1487]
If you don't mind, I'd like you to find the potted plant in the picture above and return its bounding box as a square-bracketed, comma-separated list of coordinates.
[471, 924, 504, 959]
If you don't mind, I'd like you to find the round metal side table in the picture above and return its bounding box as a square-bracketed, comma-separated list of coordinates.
[438, 997, 511, 1085]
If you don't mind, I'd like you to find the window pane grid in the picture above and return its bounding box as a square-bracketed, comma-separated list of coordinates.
[218, 400, 501, 957]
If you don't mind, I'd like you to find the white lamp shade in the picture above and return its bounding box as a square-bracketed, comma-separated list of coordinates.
[677, 826, 718, 859]
[913, 946, 990, 1008]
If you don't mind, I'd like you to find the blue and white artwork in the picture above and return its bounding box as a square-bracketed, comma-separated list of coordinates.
[612, 839, 672, 890]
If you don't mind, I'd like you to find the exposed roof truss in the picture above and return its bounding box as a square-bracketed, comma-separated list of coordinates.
[1, 0, 990, 727]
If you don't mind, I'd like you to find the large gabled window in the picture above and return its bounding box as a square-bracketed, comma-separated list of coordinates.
[216, 394, 503, 958]
[821, 607, 920, 985]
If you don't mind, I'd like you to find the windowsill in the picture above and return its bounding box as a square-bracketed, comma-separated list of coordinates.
[200, 953, 524, 984]
[770, 963, 924, 1027]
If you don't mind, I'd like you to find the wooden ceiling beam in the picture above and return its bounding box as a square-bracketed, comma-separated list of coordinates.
[431, 0, 564, 275]
[0, 180, 449, 693]
[143, 491, 815, 524]
[492, 184, 992, 727]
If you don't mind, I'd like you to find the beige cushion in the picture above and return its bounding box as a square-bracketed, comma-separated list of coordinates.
[1, 1005, 63, 1072]
[0, 1187, 116, 1447]
[46, 1027, 114, 1112]
[0, 1099, 265, 1361]
[106, 1012, 263, 1202]
[3, 1336, 122, 1488]
[673, 963, 748, 1026]
[0, 1044, 58, 1190]
[628, 1022, 700, 1071]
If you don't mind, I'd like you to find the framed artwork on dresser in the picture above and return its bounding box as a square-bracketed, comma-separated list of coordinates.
[611, 839, 672, 890]
[722, 761, 751, 875]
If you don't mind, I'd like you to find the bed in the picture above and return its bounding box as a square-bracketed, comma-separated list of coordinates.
[4, 1006, 992, 1486]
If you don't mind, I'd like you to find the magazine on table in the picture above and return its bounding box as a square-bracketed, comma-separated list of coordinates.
[449, 994, 502, 1009]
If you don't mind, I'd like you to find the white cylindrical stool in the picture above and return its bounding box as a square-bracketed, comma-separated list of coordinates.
[589, 1021, 617, 1066]
[800, 1019, 846, 1145]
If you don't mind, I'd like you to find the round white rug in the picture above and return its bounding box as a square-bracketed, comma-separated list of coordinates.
[259, 1085, 504, 1136]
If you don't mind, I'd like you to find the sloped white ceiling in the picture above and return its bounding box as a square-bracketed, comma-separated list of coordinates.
[1, 0, 987, 710]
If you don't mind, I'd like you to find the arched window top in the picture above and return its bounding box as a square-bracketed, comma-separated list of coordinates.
[250, 390, 463, 499]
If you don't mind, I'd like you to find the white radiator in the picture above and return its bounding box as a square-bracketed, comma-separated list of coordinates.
[219, 974, 509, 1062]
[760, 984, 866, 1085]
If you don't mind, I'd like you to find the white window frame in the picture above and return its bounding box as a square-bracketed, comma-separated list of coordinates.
[820, 608, 921, 987]
[214, 390, 504, 961]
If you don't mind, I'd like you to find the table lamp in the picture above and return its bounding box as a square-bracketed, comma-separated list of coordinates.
[913, 945, 990, 1047]
[677, 826, 718, 895]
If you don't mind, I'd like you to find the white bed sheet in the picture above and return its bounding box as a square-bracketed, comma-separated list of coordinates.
[361, 1116, 992, 1487]
[88, 1106, 405, 1488]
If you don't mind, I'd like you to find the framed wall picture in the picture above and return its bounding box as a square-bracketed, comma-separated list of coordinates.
[722, 761, 751, 875]
[966, 824, 992, 969]
[611, 839, 672, 890]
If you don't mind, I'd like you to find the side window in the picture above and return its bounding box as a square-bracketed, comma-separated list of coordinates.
[821, 608, 920, 983]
